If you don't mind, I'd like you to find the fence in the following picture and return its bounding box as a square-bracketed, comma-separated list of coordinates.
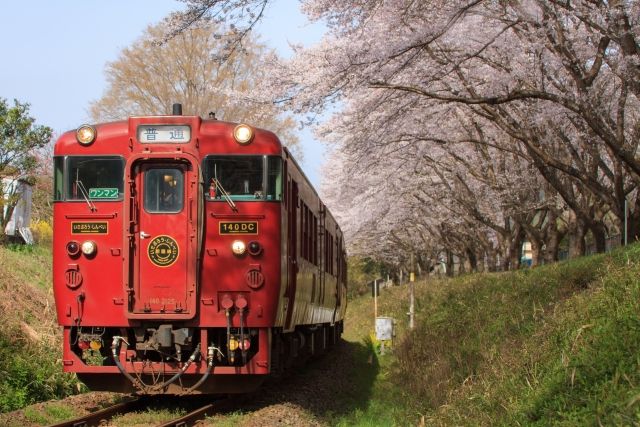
[559, 234, 622, 260]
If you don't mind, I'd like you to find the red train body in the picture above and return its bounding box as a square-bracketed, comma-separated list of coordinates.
[52, 108, 347, 394]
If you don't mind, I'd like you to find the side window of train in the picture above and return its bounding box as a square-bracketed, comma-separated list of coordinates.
[143, 168, 184, 214]
[267, 156, 283, 201]
[283, 162, 288, 207]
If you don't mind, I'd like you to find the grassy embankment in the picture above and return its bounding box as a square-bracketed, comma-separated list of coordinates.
[3, 243, 640, 426]
[0, 245, 80, 415]
[334, 243, 640, 426]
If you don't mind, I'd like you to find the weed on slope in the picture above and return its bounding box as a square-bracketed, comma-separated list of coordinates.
[0, 245, 80, 412]
[379, 245, 640, 425]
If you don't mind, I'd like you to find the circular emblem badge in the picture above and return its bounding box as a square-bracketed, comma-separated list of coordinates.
[148, 235, 180, 267]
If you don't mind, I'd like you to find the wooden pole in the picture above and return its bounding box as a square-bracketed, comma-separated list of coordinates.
[374, 279, 378, 318]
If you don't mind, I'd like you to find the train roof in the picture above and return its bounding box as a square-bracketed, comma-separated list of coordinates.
[54, 116, 284, 156]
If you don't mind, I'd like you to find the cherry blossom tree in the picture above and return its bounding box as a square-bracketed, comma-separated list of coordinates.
[162, 0, 640, 269]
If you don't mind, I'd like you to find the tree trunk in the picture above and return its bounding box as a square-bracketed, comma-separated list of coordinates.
[569, 219, 587, 258]
[466, 247, 476, 273]
[544, 211, 560, 263]
[625, 197, 640, 244]
[509, 224, 525, 270]
[458, 253, 467, 275]
[527, 232, 543, 267]
[446, 250, 454, 277]
[591, 223, 607, 254]
[498, 241, 509, 271]
[475, 247, 485, 273]
[486, 248, 497, 272]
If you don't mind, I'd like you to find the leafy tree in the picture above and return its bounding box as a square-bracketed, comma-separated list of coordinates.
[30, 141, 55, 226]
[88, 22, 303, 160]
[0, 98, 52, 233]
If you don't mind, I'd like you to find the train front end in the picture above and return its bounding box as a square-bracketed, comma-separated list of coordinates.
[53, 110, 285, 394]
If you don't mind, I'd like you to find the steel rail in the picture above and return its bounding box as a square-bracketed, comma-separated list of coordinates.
[155, 397, 231, 427]
[46, 398, 145, 427]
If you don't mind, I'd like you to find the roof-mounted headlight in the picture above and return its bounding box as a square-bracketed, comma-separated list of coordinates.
[233, 124, 254, 145]
[76, 125, 96, 145]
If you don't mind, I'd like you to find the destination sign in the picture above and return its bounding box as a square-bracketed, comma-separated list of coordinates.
[71, 222, 108, 234]
[219, 222, 258, 235]
[137, 125, 191, 143]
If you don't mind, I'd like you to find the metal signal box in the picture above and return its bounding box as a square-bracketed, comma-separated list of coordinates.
[375, 317, 394, 341]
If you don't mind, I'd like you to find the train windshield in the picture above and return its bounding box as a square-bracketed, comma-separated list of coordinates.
[203, 155, 282, 202]
[58, 156, 125, 201]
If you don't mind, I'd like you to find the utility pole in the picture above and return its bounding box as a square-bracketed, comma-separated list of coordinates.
[410, 253, 415, 329]
[374, 279, 378, 318]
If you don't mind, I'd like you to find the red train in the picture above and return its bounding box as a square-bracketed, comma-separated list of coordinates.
[52, 104, 347, 394]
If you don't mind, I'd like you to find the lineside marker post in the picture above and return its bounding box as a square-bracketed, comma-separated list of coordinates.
[410, 253, 415, 329]
[374, 279, 378, 318]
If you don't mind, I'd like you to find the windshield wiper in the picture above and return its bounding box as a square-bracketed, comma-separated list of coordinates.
[76, 170, 97, 212]
[212, 178, 237, 212]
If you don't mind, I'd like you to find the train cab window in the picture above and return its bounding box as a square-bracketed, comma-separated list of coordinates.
[204, 155, 265, 201]
[143, 169, 184, 213]
[53, 157, 64, 201]
[64, 156, 125, 201]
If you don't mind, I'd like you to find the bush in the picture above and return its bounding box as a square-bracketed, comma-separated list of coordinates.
[0, 326, 79, 412]
[31, 220, 53, 246]
[0, 245, 81, 413]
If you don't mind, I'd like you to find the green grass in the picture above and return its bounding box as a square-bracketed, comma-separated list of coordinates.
[111, 407, 188, 425]
[2, 240, 639, 426]
[2, 243, 53, 290]
[0, 327, 80, 412]
[0, 244, 81, 413]
[22, 403, 80, 425]
[337, 244, 640, 426]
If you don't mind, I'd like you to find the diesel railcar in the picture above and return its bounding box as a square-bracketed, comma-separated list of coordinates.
[52, 105, 346, 394]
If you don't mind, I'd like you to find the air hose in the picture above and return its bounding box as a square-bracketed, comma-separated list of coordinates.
[180, 345, 221, 395]
[111, 336, 144, 390]
[111, 336, 202, 392]
[151, 344, 201, 391]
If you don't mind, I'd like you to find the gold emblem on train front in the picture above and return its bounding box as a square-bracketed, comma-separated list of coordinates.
[148, 235, 179, 267]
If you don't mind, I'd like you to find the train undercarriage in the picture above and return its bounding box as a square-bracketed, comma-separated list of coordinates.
[68, 322, 343, 394]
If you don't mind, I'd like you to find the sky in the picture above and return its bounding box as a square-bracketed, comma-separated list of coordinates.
[0, 0, 327, 187]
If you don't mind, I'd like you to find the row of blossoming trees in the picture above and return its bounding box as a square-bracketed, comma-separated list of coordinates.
[165, 0, 639, 273]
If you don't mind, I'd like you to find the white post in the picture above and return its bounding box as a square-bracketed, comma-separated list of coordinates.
[374, 279, 378, 319]
[410, 253, 415, 329]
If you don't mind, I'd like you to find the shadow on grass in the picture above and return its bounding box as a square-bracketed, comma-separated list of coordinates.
[224, 338, 379, 422]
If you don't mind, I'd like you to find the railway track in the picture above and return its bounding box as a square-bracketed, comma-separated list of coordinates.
[46, 395, 232, 427]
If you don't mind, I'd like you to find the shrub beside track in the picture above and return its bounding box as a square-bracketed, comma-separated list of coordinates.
[0, 245, 79, 412]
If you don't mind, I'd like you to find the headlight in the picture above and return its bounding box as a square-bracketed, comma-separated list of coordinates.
[232, 240, 246, 255]
[76, 125, 96, 145]
[233, 124, 254, 145]
[81, 240, 96, 255]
